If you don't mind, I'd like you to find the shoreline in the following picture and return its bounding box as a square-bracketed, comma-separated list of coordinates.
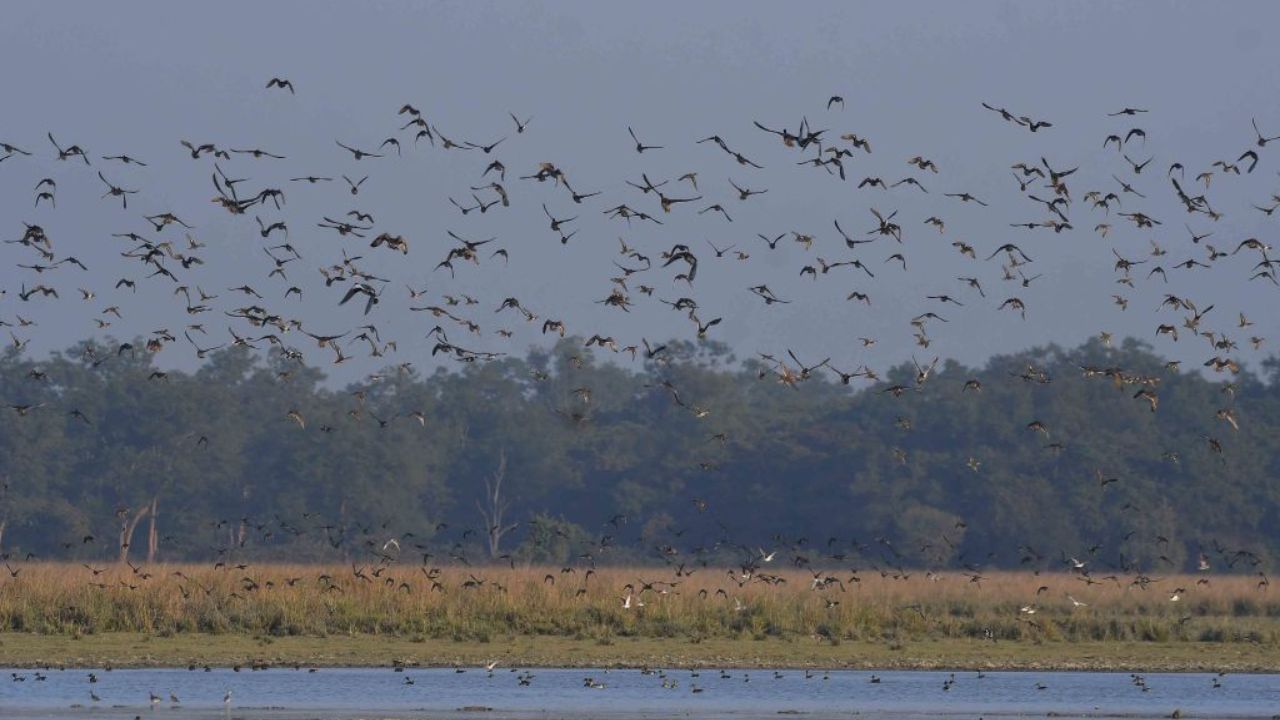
[1, 633, 1277, 673]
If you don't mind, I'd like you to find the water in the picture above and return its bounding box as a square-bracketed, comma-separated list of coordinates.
[2, 667, 1278, 719]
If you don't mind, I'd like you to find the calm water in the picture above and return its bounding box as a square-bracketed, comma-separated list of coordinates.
[2, 667, 1278, 719]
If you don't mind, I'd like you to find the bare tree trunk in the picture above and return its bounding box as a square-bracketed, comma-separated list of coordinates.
[118, 506, 150, 564]
[146, 495, 159, 563]
[477, 448, 518, 558]
[338, 498, 349, 562]
[0, 476, 9, 555]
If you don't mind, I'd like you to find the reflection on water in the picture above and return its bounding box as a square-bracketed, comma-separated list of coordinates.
[1, 666, 1279, 719]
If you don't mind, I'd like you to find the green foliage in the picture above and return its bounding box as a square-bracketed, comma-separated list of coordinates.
[0, 336, 1277, 573]
[515, 514, 593, 565]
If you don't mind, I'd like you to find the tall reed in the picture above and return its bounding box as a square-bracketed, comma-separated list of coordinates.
[1, 564, 1275, 646]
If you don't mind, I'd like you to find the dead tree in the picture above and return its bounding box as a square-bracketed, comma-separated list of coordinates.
[114, 449, 165, 564]
[0, 480, 7, 556]
[117, 504, 150, 564]
[477, 447, 519, 558]
[146, 496, 159, 563]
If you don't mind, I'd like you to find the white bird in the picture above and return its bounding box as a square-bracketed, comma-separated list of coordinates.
[484, 660, 498, 672]
[382, 538, 400, 553]
[1067, 595, 1088, 608]
[758, 548, 777, 562]
[622, 593, 643, 609]
[733, 597, 747, 613]
[1019, 605, 1037, 615]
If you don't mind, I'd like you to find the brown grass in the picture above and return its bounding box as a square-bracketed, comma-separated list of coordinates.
[0, 563, 1276, 648]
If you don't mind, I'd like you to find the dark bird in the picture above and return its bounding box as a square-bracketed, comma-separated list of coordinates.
[336, 141, 383, 160]
[1252, 118, 1280, 147]
[628, 126, 663, 153]
[266, 77, 295, 94]
[343, 175, 369, 195]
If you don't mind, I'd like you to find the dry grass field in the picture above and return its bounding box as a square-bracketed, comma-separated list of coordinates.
[0, 561, 1274, 666]
[2, 563, 1275, 642]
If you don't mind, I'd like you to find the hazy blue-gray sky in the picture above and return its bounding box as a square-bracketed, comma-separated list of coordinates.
[2, 1, 1278, 383]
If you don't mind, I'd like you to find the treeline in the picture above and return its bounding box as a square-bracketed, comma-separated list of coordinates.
[0, 337, 1277, 573]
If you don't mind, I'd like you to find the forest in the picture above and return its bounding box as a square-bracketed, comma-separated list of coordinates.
[1, 336, 1277, 574]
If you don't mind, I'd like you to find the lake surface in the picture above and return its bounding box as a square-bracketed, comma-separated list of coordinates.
[1, 667, 1278, 719]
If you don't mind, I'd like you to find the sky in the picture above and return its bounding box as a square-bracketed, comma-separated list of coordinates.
[1, 1, 1278, 385]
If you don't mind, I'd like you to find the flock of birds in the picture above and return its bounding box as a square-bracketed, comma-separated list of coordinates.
[3, 86, 1274, 397]
[4, 663, 1241, 708]
[2, 80, 1279, 636]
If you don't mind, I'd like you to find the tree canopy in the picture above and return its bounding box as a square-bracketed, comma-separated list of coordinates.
[1, 337, 1276, 575]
